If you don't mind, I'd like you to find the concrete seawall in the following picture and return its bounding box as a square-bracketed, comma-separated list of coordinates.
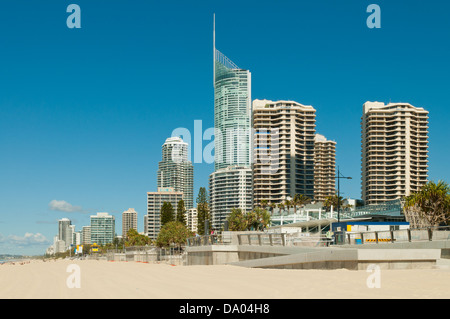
[185, 244, 441, 270]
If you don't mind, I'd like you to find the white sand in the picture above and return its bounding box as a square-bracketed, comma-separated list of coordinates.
[0, 259, 449, 299]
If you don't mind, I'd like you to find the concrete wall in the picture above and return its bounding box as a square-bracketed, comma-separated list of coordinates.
[185, 244, 441, 270]
[341, 239, 450, 259]
[185, 245, 239, 266]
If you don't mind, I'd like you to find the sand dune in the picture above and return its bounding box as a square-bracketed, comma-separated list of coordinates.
[0, 259, 449, 299]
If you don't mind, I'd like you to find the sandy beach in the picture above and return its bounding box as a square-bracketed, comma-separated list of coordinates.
[0, 259, 449, 299]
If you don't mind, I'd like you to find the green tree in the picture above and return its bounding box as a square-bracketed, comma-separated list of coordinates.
[227, 208, 248, 231]
[284, 199, 292, 213]
[196, 187, 210, 235]
[293, 194, 311, 213]
[226, 207, 272, 231]
[246, 207, 271, 231]
[269, 203, 276, 215]
[258, 208, 272, 230]
[125, 229, 152, 247]
[277, 203, 285, 214]
[405, 180, 450, 226]
[176, 199, 187, 225]
[259, 199, 268, 210]
[324, 194, 344, 212]
[160, 202, 175, 226]
[156, 221, 193, 249]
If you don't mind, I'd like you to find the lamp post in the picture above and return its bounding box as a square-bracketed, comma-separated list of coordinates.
[336, 166, 352, 223]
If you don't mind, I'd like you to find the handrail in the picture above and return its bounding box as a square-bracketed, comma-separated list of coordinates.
[345, 226, 450, 245]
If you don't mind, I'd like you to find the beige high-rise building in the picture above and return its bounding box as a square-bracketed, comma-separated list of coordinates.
[253, 99, 316, 206]
[81, 226, 91, 245]
[147, 187, 183, 240]
[314, 134, 336, 202]
[361, 101, 429, 206]
[122, 208, 138, 239]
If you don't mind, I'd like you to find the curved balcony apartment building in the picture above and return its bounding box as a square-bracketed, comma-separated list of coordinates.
[252, 99, 317, 205]
[361, 101, 429, 206]
[314, 134, 336, 202]
[209, 165, 253, 230]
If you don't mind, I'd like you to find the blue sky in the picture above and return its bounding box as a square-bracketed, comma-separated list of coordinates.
[0, 0, 449, 255]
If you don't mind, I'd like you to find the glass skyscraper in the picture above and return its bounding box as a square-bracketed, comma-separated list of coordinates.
[213, 23, 252, 171]
[209, 16, 253, 230]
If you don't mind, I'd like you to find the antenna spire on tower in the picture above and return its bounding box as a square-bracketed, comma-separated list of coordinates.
[213, 13, 216, 87]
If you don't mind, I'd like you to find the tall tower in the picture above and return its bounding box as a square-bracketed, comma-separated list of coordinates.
[58, 218, 72, 250]
[314, 134, 336, 202]
[252, 99, 317, 206]
[361, 101, 429, 205]
[209, 15, 253, 229]
[213, 15, 252, 170]
[157, 137, 194, 209]
[122, 208, 138, 239]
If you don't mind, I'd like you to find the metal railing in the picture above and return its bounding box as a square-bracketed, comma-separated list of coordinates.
[187, 232, 333, 247]
[345, 226, 450, 245]
[237, 233, 287, 246]
[187, 235, 222, 247]
[186, 226, 450, 248]
[105, 246, 186, 265]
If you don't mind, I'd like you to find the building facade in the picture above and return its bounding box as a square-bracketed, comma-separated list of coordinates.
[208, 20, 254, 230]
[122, 208, 138, 238]
[82, 226, 91, 245]
[157, 137, 194, 209]
[214, 49, 252, 171]
[209, 165, 253, 230]
[146, 187, 183, 240]
[58, 218, 72, 250]
[252, 99, 317, 206]
[90, 212, 115, 245]
[185, 208, 198, 234]
[361, 101, 429, 205]
[314, 134, 336, 202]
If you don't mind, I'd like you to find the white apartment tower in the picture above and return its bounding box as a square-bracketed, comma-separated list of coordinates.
[90, 212, 115, 245]
[58, 218, 72, 250]
[185, 208, 198, 233]
[361, 101, 429, 205]
[209, 165, 253, 230]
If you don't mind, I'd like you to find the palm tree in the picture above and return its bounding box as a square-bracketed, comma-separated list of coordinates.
[293, 194, 311, 214]
[277, 203, 285, 215]
[259, 199, 268, 210]
[284, 199, 292, 214]
[292, 195, 298, 214]
[269, 203, 276, 215]
[324, 194, 344, 212]
[404, 180, 450, 227]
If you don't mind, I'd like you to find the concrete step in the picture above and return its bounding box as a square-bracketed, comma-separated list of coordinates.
[434, 258, 450, 269]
